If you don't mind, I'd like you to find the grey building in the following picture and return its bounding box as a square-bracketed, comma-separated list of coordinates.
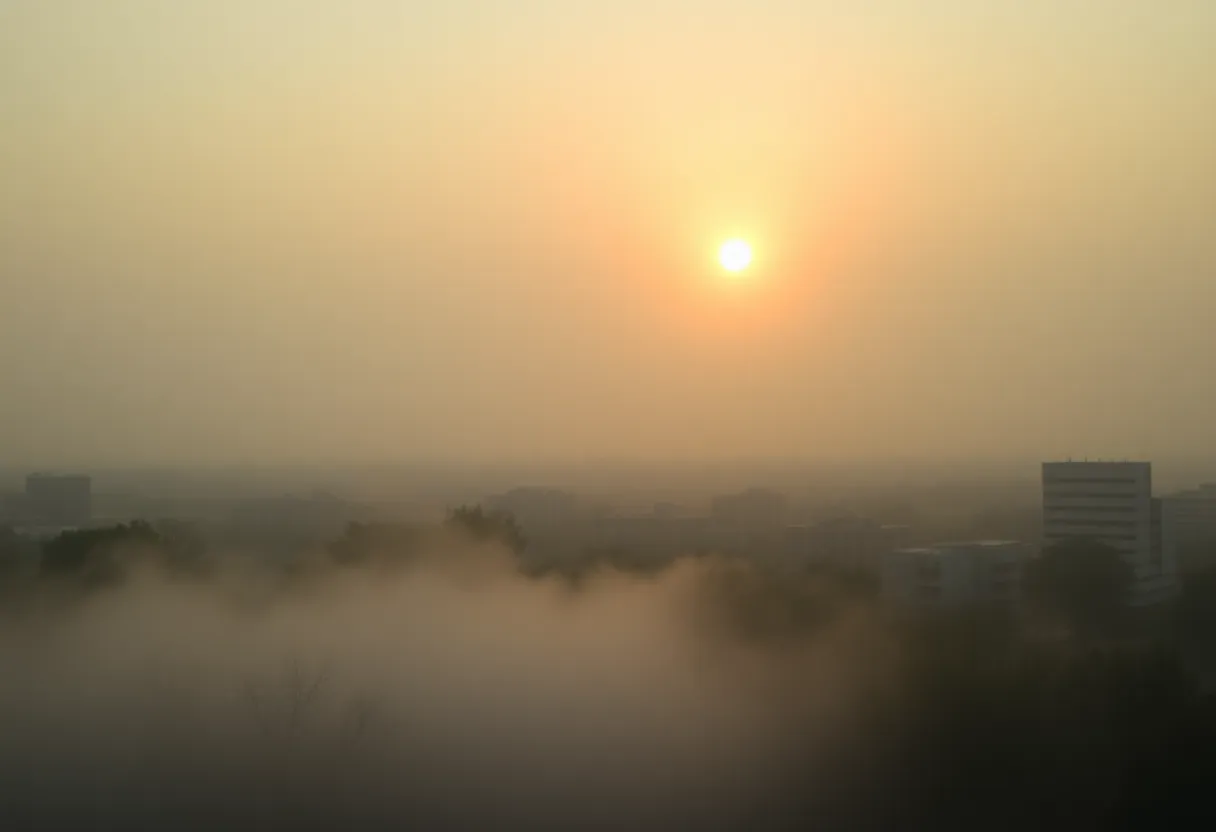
[1160, 484, 1216, 573]
[787, 516, 910, 572]
[25, 473, 92, 527]
[881, 541, 1027, 607]
[1041, 461, 1177, 606]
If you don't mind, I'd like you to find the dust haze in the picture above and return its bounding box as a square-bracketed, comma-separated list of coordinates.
[0, 539, 893, 831]
[7, 2, 1216, 828]
[4, 2, 1216, 466]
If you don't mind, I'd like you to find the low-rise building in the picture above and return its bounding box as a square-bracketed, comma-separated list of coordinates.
[787, 516, 910, 572]
[881, 540, 1028, 607]
[711, 488, 788, 531]
[1160, 484, 1216, 574]
[487, 488, 578, 529]
[592, 514, 745, 558]
[25, 473, 92, 527]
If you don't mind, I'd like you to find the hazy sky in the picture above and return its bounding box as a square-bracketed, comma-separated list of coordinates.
[3, 1, 1215, 467]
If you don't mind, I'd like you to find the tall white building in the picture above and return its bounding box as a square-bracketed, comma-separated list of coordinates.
[1041, 461, 1177, 606]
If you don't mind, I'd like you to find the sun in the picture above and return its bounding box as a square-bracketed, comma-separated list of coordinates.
[718, 239, 753, 273]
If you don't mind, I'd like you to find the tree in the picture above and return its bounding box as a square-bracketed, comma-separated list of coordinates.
[328, 522, 426, 566]
[1175, 565, 1216, 663]
[445, 505, 527, 555]
[40, 521, 165, 583]
[0, 526, 35, 583]
[156, 519, 209, 574]
[805, 561, 880, 599]
[1024, 539, 1133, 639]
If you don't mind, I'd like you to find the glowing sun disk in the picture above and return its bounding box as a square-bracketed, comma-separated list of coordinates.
[719, 239, 753, 272]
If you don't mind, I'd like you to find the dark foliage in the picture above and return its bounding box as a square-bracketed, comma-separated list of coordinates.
[328, 522, 428, 566]
[40, 521, 165, 583]
[7, 523, 1216, 829]
[0, 526, 37, 582]
[804, 561, 879, 598]
[444, 504, 527, 555]
[1024, 538, 1133, 639]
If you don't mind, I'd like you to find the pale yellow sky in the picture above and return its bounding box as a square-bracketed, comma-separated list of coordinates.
[2, 1, 1215, 466]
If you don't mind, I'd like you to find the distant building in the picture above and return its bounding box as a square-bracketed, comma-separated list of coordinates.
[229, 492, 359, 542]
[0, 491, 27, 524]
[25, 474, 92, 527]
[486, 488, 583, 559]
[881, 541, 1028, 607]
[1160, 484, 1216, 573]
[787, 516, 910, 572]
[652, 502, 684, 520]
[487, 488, 578, 529]
[711, 488, 788, 530]
[592, 513, 740, 558]
[1041, 461, 1177, 606]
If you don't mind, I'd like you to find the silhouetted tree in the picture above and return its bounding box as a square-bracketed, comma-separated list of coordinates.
[805, 561, 880, 599]
[328, 521, 426, 566]
[1176, 564, 1216, 663]
[40, 521, 165, 584]
[445, 505, 527, 555]
[155, 519, 211, 576]
[0, 526, 35, 583]
[1024, 538, 1133, 639]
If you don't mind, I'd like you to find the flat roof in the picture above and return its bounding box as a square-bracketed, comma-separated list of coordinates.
[892, 540, 1025, 555]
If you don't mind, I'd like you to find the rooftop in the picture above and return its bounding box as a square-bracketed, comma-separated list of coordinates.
[1167, 485, 1216, 500]
[892, 540, 1025, 555]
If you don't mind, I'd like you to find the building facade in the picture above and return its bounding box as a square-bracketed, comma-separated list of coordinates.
[1160, 484, 1216, 574]
[487, 488, 578, 529]
[1041, 461, 1177, 606]
[880, 541, 1027, 606]
[787, 516, 911, 572]
[24, 473, 92, 527]
[592, 514, 745, 559]
[710, 488, 788, 531]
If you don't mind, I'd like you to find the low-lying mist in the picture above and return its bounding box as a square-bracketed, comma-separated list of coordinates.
[0, 540, 895, 831]
[5, 534, 1216, 831]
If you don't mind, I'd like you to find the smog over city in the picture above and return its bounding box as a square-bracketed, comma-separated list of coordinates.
[3, 2, 1216, 830]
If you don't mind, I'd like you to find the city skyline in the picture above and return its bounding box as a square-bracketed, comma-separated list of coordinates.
[7, 6, 1216, 829]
